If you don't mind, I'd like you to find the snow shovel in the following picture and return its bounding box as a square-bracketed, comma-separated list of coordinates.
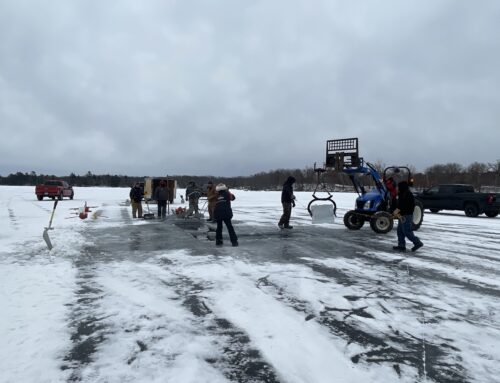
[43, 199, 58, 250]
[143, 200, 155, 220]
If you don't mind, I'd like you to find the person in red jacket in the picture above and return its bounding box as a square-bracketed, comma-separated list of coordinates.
[384, 176, 398, 212]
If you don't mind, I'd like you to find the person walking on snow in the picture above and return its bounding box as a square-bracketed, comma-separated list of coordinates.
[154, 180, 170, 219]
[129, 183, 143, 219]
[278, 176, 296, 229]
[214, 183, 238, 247]
[393, 181, 423, 252]
[206, 180, 218, 222]
[185, 181, 201, 217]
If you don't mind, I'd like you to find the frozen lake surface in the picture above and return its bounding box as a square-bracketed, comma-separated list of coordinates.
[1, 186, 499, 383]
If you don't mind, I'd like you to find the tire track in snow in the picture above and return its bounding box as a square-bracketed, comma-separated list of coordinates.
[252, 266, 469, 383]
[68, 221, 282, 382]
[169, 274, 282, 383]
[220, 226, 471, 382]
[61, 249, 110, 382]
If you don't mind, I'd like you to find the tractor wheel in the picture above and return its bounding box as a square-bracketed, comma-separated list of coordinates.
[464, 203, 479, 217]
[429, 208, 440, 213]
[370, 212, 394, 234]
[343, 211, 364, 230]
[413, 201, 424, 231]
[485, 211, 498, 218]
[37, 195, 43, 201]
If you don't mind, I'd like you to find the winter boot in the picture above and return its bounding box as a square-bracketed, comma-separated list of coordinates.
[411, 243, 423, 252]
[392, 246, 406, 252]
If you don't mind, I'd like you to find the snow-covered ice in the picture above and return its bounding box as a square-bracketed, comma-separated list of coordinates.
[1, 186, 499, 383]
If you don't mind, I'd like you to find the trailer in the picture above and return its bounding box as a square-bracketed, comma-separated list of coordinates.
[143, 177, 177, 203]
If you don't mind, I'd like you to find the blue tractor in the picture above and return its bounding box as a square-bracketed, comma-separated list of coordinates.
[324, 138, 424, 234]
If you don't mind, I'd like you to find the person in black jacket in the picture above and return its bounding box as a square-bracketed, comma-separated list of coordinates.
[278, 176, 296, 229]
[154, 180, 170, 219]
[214, 183, 238, 247]
[393, 181, 423, 252]
[129, 183, 143, 218]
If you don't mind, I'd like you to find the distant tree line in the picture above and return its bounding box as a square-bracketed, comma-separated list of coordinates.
[1, 160, 499, 191]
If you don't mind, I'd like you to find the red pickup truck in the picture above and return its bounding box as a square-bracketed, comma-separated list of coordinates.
[35, 180, 74, 200]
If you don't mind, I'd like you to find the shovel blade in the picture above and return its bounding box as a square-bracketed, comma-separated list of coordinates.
[43, 228, 53, 250]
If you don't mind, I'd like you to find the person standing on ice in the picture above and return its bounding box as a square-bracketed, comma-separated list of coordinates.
[206, 180, 218, 222]
[278, 176, 296, 229]
[129, 183, 143, 219]
[214, 183, 238, 246]
[185, 181, 201, 217]
[154, 180, 169, 219]
[393, 181, 424, 252]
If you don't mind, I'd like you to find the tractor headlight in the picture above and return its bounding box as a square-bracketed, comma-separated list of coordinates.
[357, 201, 370, 210]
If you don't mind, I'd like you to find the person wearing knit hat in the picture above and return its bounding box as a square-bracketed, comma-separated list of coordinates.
[214, 184, 238, 246]
[393, 181, 423, 252]
[215, 183, 227, 191]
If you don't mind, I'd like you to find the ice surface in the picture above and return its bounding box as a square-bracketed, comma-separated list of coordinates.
[1, 186, 499, 382]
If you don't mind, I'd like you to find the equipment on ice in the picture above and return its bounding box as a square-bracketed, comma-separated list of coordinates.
[43, 200, 58, 250]
[68, 202, 98, 220]
[307, 164, 337, 224]
[143, 200, 155, 220]
[324, 137, 424, 234]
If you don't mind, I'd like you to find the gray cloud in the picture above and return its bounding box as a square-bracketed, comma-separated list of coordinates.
[1, 0, 499, 176]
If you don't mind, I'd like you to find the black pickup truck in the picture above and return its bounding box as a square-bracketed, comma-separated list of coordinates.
[416, 184, 499, 217]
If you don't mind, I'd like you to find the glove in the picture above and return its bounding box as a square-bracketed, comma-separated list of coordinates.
[392, 209, 401, 219]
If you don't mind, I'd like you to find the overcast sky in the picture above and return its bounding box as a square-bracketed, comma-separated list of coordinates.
[1, 0, 499, 177]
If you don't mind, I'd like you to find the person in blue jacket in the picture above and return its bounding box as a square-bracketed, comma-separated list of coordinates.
[214, 183, 238, 247]
[278, 176, 296, 229]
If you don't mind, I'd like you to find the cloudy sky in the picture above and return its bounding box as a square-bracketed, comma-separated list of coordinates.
[1, 0, 499, 177]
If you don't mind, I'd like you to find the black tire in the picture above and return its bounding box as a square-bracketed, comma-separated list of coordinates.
[412, 201, 424, 231]
[429, 208, 440, 213]
[37, 195, 43, 201]
[58, 192, 64, 200]
[370, 211, 394, 234]
[70, 192, 74, 200]
[464, 203, 479, 217]
[51, 196, 55, 200]
[485, 211, 499, 218]
[343, 211, 365, 230]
